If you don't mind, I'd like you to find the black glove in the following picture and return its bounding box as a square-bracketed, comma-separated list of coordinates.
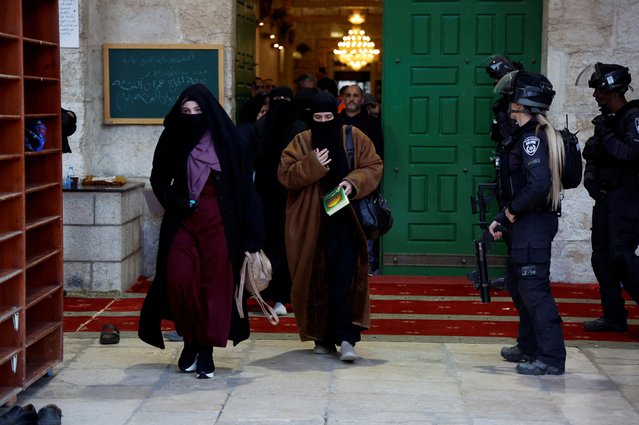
[173, 198, 198, 217]
[583, 177, 604, 201]
[582, 136, 602, 160]
[592, 114, 612, 137]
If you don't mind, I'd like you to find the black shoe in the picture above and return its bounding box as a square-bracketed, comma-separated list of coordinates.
[0, 404, 38, 425]
[37, 404, 62, 425]
[178, 341, 198, 372]
[516, 359, 564, 376]
[196, 346, 215, 379]
[500, 345, 533, 363]
[584, 318, 628, 332]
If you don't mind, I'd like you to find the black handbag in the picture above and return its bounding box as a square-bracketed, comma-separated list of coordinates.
[344, 125, 393, 239]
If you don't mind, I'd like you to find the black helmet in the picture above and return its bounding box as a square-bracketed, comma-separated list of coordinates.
[587, 63, 631, 93]
[494, 71, 555, 113]
[484, 55, 525, 80]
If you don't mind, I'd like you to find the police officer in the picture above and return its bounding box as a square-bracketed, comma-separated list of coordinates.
[578, 63, 639, 332]
[489, 71, 566, 375]
[481, 56, 526, 292]
[485, 55, 525, 145]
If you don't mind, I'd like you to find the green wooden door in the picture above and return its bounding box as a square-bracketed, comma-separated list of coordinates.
[381, 0, 542, 275]
[235, 0, 256, 121]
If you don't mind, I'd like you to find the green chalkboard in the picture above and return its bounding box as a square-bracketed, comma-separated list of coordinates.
[103, 44, 224, 124]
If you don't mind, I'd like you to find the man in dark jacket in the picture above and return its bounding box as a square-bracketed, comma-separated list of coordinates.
[339, 85, 384, 159]
[579, 63, 639, 332]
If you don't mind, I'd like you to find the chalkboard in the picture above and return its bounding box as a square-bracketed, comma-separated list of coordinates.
[103, 44, 224, 124]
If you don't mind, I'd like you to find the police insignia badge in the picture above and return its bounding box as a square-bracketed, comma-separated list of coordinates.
[635, 117, 639, 134]
[523, 136, 540, 156]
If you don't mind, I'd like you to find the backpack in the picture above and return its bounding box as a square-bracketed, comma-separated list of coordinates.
[24, 120, 46, 152]
[559, 127, 582, 190]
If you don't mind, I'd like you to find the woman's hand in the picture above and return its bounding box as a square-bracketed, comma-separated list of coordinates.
[315, 148, 332, 167]
[488, 220, 505, 240]
[505, 208, 516, 223]
[338, 180, 353, 197]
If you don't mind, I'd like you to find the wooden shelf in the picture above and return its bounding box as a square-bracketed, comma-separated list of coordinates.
[25, 321, 59, 347]
[25, 249, 59, 270]
[25, 285, 59, 309]
[0, 192, 21, 202]
[25, 215, 59, 232]
[0, 347, 20, 366]
[25, 148, 62, 157]
[0, 230, 22, 244]
[0, 305, 20, 324]
[23, 359, 56, 389]
[0, 269, 22, 286]
[1, 0, 63, 405]
[25, 182, 59, 195]
[22, 37, 57, 48]
[0, 32, 20, 41]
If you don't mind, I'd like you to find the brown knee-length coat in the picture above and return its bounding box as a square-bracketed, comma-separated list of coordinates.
[277, 126, 383, 342]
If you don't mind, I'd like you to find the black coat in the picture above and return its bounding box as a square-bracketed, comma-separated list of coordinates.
[138, 84, 265, 349]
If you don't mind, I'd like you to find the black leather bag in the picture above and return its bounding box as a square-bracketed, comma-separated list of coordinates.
[353, 189, 393, 239]
[344, 125, 393, 239]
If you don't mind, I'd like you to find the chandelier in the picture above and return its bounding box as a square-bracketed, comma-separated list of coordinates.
[333, 12, 380, 71]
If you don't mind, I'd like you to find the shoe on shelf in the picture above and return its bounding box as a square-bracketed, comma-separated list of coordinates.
[500, 345, 533, 363]
[516, 359, 564, 376]
[37, 404, 62, 425]
[273, 302, 288, 316]
[339, 341, 359, 362]
[313, 342, 336, 355]
[196, 346, 215, 379]
[178, 341, 198, 372]
[0, 404, 38, 425]
[583, 317, 628, 332]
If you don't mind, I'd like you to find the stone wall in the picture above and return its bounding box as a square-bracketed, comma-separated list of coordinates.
[543, 0, 639, 282]
[59, 1, 639, 284]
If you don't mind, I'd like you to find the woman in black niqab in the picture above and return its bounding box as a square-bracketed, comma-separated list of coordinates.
[139, 83, 265, 380]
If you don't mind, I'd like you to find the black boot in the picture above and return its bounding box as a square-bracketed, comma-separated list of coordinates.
[178, 341, 198, 372]
[196, 345, 215, 379]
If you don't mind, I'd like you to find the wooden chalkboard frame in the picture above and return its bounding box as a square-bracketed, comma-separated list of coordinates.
[103, 44, 224, 124]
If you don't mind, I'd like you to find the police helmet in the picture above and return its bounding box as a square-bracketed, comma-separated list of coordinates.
[584, 63, 631, 94]
[494, 71, 555, 113]
[484, 55, 525, 80]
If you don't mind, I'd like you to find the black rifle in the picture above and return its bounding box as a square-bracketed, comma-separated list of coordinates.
[467, 183, 506, 303]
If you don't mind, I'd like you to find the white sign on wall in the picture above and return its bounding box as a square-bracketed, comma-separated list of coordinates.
[59, 0, 79, 48]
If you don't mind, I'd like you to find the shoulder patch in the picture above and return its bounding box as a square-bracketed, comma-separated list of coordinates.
[523, 136, 540, 156]
[635, 117, 639, 134]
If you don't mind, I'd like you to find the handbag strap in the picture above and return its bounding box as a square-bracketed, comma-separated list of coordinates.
[234, 255, 279, 325]
[345, 125, 354, 170]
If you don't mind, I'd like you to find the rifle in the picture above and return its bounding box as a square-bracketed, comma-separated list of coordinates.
[467, 183, 506, 303]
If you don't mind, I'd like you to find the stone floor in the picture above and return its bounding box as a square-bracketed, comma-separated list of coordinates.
[13, 333, 639, 425]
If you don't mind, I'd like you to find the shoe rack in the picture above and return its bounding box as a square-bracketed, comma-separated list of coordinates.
[0, 0, 63, 406]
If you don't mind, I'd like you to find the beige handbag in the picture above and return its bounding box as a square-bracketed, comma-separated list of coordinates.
[234, 250, 279, 325]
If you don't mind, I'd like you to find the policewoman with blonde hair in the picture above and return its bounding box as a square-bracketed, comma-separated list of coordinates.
[489, 71, 566, 375]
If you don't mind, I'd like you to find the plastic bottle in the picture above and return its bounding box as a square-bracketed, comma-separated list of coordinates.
[66, 166, 74, 189]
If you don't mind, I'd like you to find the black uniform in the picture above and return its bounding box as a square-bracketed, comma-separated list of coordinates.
[583, 99, 639, 325]
[495, 118, 565, 370]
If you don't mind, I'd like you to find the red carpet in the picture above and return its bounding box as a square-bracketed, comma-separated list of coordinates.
[64, 275, 639, 343]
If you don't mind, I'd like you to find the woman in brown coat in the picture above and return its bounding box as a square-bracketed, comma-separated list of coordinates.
[278, 92, 382, 361]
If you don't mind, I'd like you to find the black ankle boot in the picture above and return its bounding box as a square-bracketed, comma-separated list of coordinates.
[196, 345, 215, 379]
[178, 341, 198, 372]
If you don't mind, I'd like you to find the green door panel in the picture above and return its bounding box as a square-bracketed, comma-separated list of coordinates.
[235, 0, 256, 121]
[381, 0, 542, 275]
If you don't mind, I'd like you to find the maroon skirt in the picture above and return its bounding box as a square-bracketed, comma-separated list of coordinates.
[166, 177, 234, 347]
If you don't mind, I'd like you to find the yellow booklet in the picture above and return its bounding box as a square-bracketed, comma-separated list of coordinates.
[322, 186, 349, 216]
